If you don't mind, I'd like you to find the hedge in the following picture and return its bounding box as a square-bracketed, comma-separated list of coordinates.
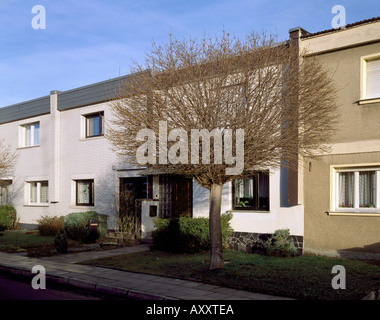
[64, 211, 100, 243]
[0, 204, 17, 231]
[151, 212, 233, 253]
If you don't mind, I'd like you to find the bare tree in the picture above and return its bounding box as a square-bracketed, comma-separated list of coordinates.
[0, 139, 17, 179]
[107, 31, 338, 269]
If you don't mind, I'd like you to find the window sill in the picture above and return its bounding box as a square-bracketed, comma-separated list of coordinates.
[69, 205, 95, 209]
[17, 145, 40, 150]
[24, 204, 49, 207]
[327, 211, 380, 217]
[228, 209, 270, 214]
[79, 136, 104, 142]
[358, 97, 380, 105]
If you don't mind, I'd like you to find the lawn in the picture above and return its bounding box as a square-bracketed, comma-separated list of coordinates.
[0, 230, 86, 257]
[0, 230, 55, 253]
[80, 249, 380, 300]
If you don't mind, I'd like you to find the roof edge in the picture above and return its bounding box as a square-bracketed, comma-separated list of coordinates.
[301, 16, 380, 39]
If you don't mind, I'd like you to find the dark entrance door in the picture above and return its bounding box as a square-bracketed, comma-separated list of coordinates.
[159, 175, 193, 218]
[119, 177, 149, 236]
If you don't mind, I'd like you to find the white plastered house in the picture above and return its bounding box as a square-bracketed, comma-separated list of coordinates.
[0, 32, 307, 252]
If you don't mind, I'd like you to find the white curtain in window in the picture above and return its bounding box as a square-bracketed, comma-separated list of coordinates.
[339, 172, 354, 208]
[40, 182, 48, 203]
[30, 182, 37, 203]
[366, 58, 380, 99]
[359, 171, 376, 207]
[25, 126, 32, 146]
[87, 117, 94, 136]
[78, 182, 90, 204]
[243, 179, 253, 197]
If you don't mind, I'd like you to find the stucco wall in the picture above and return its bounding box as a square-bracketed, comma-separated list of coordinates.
[302, 40, 380, 144]
[301, 24, 380, 253]
[304, 152, 380, 253]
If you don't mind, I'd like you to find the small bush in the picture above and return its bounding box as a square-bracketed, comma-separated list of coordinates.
[0, 204, 17, 230]
[37, 215, 64, 236]
[64, 211, 100, 243]
[251, 233, 272, 255]
[54, 230, 68, 253]
[27, 244, 55, 258]
[152, 212, 233, 253]
[263, 229, 297, 258]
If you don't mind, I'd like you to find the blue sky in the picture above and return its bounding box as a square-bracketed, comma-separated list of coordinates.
[0, 0, 379, 107]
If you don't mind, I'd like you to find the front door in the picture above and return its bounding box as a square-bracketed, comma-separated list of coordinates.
[119, 177, 149, 236]
[159, 175, 193, 218]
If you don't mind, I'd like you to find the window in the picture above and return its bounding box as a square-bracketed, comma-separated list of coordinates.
[85, 112, 104, 137]
[336, 168, 380, 212]
[21, 122, 40, 147]
[233, 172, 269, 211]
[0, 180, 12, 205]
[76, 180, 94, 206]
[361, 55, 380, 100]
[28, 181, 48, 205]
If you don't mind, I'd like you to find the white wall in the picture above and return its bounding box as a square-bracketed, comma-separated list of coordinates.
[192, 169, 304, 236]
[0, 114, 53, 224]
[58, 101, 121, 226]
[0, 98, 125, 226]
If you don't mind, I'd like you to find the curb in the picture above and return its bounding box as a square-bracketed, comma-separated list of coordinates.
[0, 265, 175, 300]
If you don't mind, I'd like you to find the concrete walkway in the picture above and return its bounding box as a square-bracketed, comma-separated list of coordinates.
[0, 245, 294, 300]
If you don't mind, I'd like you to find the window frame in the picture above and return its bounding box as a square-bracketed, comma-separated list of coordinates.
[75, 179, 94, 206]
[232, 171, 270, 211]
[360, 53, 380, 104]
[85, 112, 104, 138]
[331, 165, 380, 214]
[20, 122, 40, 147]
[27, 181, 49, 206]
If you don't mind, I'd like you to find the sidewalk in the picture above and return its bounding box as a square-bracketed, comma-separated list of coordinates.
[0, 244, 294, 300]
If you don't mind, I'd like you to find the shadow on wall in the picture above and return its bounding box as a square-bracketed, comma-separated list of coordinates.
[280, 166, 291, 208]
[192, 181, 231, 216]
[338, 242, 380, 254]
[192, 181, 209, 215]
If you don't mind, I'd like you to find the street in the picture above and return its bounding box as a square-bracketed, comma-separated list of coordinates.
[0, 272, 101, 300]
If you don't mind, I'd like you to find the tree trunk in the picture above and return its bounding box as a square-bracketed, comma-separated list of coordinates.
[209, 183, 224, 270]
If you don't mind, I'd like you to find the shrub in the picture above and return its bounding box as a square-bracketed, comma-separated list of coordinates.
[0, 204, 17, 230]
[37, 215, 64, 236]
[27, 244, 55, 258]
[54, 230, 68, 253]
[64, 211, 100, 243]
[263, 229, 297, 258]
[152, 212, 233, 253]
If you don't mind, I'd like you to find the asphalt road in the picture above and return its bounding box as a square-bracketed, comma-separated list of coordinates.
[0, 273, 101, 300]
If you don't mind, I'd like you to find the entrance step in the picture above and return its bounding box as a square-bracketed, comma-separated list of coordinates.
[99, 232, 143, 247]
[99, 236, 124, 246]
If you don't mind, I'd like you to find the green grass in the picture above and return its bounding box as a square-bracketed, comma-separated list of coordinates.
[0, 230, 55, 253]
[80, 249, 380, 300]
